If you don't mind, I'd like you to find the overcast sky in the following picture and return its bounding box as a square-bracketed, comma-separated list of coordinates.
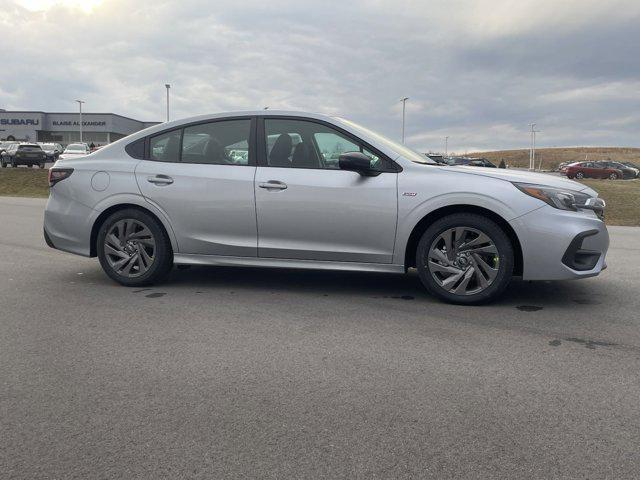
[1, 0, 639, 153]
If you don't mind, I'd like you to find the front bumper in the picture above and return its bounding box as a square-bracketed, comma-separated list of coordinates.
[509, 205, 609, 281]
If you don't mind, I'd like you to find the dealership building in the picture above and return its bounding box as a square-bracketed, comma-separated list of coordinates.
[0, 110, 159, 146]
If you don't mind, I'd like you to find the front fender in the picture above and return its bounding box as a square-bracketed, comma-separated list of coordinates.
[393, 168, 541, 264]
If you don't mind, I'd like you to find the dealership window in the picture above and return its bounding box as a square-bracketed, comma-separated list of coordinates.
[181, 119, 251, 165]
[264, 119, 380, 170]
[150, 130, 182, 162]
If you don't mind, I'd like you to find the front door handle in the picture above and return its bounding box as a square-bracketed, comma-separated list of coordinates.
[258, 180, 287, 190]
[147, 175, 174, 186]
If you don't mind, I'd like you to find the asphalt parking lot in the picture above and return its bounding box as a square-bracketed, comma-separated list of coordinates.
[1, 196, 639, 479]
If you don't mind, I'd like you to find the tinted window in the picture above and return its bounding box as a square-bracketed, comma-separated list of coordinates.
[264, 118, 382, 170]
[150, 130, 181, 162]
[182, 119, 251, 165]
[125, 138, 146, 159]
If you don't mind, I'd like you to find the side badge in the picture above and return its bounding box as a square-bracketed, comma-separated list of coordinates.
[402, 192, 417, 197]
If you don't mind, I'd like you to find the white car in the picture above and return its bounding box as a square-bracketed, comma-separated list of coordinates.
[59, 143, 90, 160]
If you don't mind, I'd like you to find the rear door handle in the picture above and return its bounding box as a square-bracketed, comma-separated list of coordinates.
[147, 175, 174, 186]
[258, 180, 287, 190]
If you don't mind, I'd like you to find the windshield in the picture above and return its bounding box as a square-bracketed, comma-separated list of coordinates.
[336, 118, 436, 165]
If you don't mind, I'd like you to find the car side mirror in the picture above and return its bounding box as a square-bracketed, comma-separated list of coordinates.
[338, 151, 380, 176]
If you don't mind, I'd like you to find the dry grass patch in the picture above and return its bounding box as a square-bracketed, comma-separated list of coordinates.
[0, 168, 49, 197]
[578, 179, 639, 226]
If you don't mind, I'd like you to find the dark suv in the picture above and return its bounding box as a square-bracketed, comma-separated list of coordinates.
[1, 143, 48, 168]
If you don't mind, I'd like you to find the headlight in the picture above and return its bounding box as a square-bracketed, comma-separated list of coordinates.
[513, 183, 592, 211]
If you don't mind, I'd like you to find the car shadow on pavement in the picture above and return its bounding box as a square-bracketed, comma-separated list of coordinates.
[161, 265, 603, 309]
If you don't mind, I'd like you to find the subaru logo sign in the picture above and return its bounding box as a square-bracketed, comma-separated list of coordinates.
[0, 118, 40, 126]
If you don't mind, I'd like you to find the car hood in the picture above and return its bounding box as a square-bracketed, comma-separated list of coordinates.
[436, 165, 593, 192]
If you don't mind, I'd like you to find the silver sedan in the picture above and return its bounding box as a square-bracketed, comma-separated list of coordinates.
[44, 111, 609, 304]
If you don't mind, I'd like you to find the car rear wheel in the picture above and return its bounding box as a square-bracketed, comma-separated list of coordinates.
[416, 213, 514, 304]
[575, 171, 584, 179]
[97, 209, 173, 287]
[608, 172, 619, 180]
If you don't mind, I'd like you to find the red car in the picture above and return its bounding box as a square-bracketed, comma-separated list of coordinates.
[563, 161, 623, 180]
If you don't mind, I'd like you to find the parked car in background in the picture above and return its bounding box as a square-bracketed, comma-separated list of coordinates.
[44, 110, 608, 305]
[59, 143, 90, 160]
[564, 161, 623, 180]
[427, 154, 447, 164]
[0, 141, 19, 156]
[622, 161, 640, 173]
[445, 157, 497, 168]
[1, 143, 47, 168]
[39, 143, 64, 162]
[601, 161, 639, 179]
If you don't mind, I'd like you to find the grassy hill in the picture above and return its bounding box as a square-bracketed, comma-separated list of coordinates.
[467, 147, 640, 170]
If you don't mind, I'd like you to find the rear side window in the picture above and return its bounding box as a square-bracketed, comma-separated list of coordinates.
[150, 130, 181, 162]
[125, 138, 146, 159]
[181, 119, 251, 165]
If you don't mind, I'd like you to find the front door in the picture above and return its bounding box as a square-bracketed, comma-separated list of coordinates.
[254, 117, 398, 263]
[135, 117, 258, 256]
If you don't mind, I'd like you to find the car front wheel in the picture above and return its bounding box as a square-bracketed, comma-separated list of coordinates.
[97, 209, 173, 287]
[608, 172, 619, 180]
[416, 213, 514, 304]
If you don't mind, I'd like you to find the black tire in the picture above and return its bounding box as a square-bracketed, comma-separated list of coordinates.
[575, 171, 584, 179]
[96, 208, 173, 287]
[1, 162, 5, 168]
[415, 213, 514, 305]
[608, 172, 619, 180]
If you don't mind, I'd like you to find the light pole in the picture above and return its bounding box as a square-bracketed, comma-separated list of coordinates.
[400, 97, 409, 144]
[528, 123, 541, 170]
[75, 100, 85, 143]
[528, 123, 536, 170]
[165, 84, 171, 122]
[445, 136, 449, 157]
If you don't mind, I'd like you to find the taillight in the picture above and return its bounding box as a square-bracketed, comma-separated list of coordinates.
[48, 168, 73, 187]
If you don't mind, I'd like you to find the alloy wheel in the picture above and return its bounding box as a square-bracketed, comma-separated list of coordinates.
[103, 219, 156, 277]
[427, 227, 499, 296]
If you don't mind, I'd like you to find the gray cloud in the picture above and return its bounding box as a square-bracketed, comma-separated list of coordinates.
[1, 0, 639, 152]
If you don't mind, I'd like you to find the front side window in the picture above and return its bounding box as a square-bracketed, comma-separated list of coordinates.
[264, 118, 383, 170]
[150, 130, 181, 162]
[181, 119, 251, 165]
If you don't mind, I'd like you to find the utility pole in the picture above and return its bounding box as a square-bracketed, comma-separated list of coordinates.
[528, 123, 536, 170]
[75, 100, 85, 142]
[400, 97, 409, 144]
[165, 84, 171, 122]
[445, 136, 449, 157]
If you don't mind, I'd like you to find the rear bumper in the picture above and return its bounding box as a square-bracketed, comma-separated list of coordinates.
[43, 191, 93, 257]
[509, 206, 609, 281]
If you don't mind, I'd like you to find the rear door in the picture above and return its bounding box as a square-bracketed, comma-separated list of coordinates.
[253, 117, 398, 263]
[135, 117, 258, 256]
